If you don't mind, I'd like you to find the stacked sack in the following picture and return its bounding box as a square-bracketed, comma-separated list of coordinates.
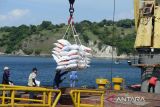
[52, 39, 92, 71]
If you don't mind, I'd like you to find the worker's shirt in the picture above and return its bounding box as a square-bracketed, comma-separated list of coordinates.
[70, 71, 78, 81]
[28, 72, 36, 86]
[2, 72, 10, 84]
[149, 77, 158, 85]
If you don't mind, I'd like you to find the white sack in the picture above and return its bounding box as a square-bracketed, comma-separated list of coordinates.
[52, 54, 61, 63]
[69, 44, 79, 50]
[78, 60, 90, 64]
[56, 65, 66, 70]
[57, 61, 69, 66]
[52, 51, 59, 55]
[68, 50, 78, 56]
[53, 39, 92, 71]
[60, 56, 70, 61]
[58, 39, 71, 46]
[53, 47, 61, 52]
[62, 46, 71, 51]
[69, 55, 81, 60]
[68, 60, 78, 64]
[54, 43, 64, 49]
[66, 64, 77, 69]
[59, 51, 69, 56]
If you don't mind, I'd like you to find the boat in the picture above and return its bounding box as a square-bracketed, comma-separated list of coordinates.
[114, 59, 121, 64]
[128, 84, 141, 91]
[127, 60, 132, 65]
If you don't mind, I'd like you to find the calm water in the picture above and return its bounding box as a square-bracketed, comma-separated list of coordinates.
[0, 56, 141, 88]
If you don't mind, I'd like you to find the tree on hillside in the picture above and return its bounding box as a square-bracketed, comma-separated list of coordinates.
[30, 25, 37, 34]
[3, 25, 30, 53]
[75, 23, 83, 32]
[79, 20, 92, 31]
[23, 49, 33, 55]
[116, 19, 134, 28]
[0, 27, 9, 32]
[82, 33, 89, 43]
[18, 25, 30, 35]
[116, 33, 136, 55]
[104, 27, 111, 36]
[40, 21, 54, 30]
[35, 49, 41, 55]
[0, 19, 136, 55]
[91, 24, 102, 35]
[80, 20, 92, 26]
[98, 19, 113, 27]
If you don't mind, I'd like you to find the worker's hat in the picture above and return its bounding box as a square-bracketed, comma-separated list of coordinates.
[4, 66, 9, 70]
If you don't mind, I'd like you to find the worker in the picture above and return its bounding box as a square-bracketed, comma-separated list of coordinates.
[53, 70, 68, 89]
[28, 67, 38, 99]
[28, 67, 38, 87]
[148, 76, 158, 93]
[70, 71, 78, 88]
[2, 66, 13, 103]
[2, 66, 13, 85]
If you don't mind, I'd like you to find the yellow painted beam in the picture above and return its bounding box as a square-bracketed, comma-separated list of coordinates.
[70, 89, 105, 107]
[134, 17, 153, 48]
[11, 91, 15, 107]
[134, 0, 140, 30]
[52, 91, 61, 107]
[0, 84, 61, 107]
[0, 104, 49, 106]
[153, 6, 160, 48]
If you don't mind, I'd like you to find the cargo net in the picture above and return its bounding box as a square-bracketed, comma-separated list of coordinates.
[52, 21, 92, 71]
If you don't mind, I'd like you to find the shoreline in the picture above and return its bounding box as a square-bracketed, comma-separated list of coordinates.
[0, 53, 138, 60]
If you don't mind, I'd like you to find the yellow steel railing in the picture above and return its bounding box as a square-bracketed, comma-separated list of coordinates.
[0, 84, 61, 107]
[70, 89, 105, 107]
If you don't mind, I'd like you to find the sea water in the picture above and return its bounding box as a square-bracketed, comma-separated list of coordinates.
[0, 56, 141, 88]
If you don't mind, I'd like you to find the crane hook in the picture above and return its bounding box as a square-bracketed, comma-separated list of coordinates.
[69, 0, 75, 5]
[69, 0, 75, 15]
[68, 0, 75, 24]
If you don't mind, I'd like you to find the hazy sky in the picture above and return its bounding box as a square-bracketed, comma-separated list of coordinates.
[0, 0, 134, 27]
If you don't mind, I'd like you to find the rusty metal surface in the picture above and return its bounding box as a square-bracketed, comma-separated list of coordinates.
[58, 89, 160, 107]
[1, 88, 160, 107]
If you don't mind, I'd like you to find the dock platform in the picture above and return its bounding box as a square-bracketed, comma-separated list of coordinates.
[57, 88, 160, 107]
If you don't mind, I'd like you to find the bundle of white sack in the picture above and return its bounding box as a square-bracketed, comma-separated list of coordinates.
[52, 39, 92, 71]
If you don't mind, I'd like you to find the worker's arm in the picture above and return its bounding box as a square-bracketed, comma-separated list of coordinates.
[60, 71, 69, 76]
[3, 73, 10, 84]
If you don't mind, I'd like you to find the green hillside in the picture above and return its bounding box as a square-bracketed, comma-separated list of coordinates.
[0, 19, 135, 56]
